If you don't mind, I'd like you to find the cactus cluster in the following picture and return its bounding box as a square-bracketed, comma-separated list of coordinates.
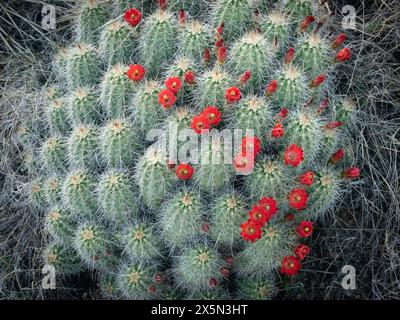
[19, 0, 360, 300]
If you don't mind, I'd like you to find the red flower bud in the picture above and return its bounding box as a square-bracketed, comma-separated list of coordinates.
[316, 98, 329, 114]
[159, 0, 166, 9]
[336, 47, 352, 63]
[285, 213, 295, 222]
[284, 47, 295, 64]
[239, 70, 251, 84]
[332, 33, 347, 49]
[266, 80, 277, 96]
[209, 278, 218, 288]
[203, 48, 211, 63]
[216, 22, 224, 35]
[279, 107, 288, 119]
[225, 255, 234, 266]
[330, 148, 345, 164]
[154, 273, 163, 283]
[217, 45, 227, 64]
[344, 167, 360, 179]
[184, 70, 195, 85]
[148, 285, 156, 293]
[310, 74, 326, 88]
[201, 223, 210, 233]
[325, 121, 343, 129]
[219, 267, 230, 278]
[300, 16, 315, 32]
[178, 9, 185, 24]
[271, 123, 284, 138]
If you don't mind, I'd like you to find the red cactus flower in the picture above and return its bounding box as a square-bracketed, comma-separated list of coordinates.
[332, 33, 346, 49]
[280, 256, 300, 276]
[296, 220, 313, 238]
[165, 76, 182, 94]
[284, 47, 295, 64]
[127, 64, 145, 81]
[201, 106, 221, 126]
[279, 107, 288, 119]
[203, 48, 211, 63]
[124, 8, 142, 27]
[239, 70, 251, 84]
[271, 123, 284, 138]
[158, 89, 176, 109]
[175, 163, 194, 180]
[316, 98, 329, 114]
[294, 244, 310, 260]
[300, 15, 315, 32]
[217, 45, 227, 64]
[299, 171, 314, 186]
[336, 47, 352, 62]
[225, 86, 241, 103]
[216, 22, 224, 35]
[178, 9, 185, 24]
[209, 278, 218, 288]
[184, 70, 195, 85]
[330, 148, 345, 164]
[249, 204, 269, 226]
[233, 152, 254, 175]
[241, 136, 261, 156]
[289, 188, 308, 211]
[258, 196, 278, 218]
[240, 220, 262, 242]
[284, 144, 304, 167]
[191, 114, 211, 134]
[325, 121, 343, 129]
[344, 166, 360, 179]
[265, 80, 278, 96]
[310, 74, 326, 88]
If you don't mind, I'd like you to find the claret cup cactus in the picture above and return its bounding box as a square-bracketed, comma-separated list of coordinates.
[21, 0, 360, 300]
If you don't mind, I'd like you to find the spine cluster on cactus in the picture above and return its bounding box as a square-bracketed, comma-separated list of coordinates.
[20, 0, 359, 300]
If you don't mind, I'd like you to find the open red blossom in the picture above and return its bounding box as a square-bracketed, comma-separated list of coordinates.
[175, 163, 194, 180]
[249, 205, 269, 226]
[280, 256, 300, 276]
[332, 33, 346, 49]
[203, 48, 211, 63]
[294, 244, 310, 260]
[178, 9, 185, 24]
[217, 45, 227, 64]
[240, 70, 251, 84]
[336, 47, 352, 62]
[284, 144, 304, 167]
[284, 47, 295, 64]
[225, 86, 241, 103]
[184, 70, 195, 84]
[233, 152, 254, 175]
[289, 188, 308, 211]
[158, 89, 176, 109]
[300, 15, 315, 32]
[310, 74, 326, 88]
[201, 106, 221, 126]
[344, 167, 360, 179]
[265, 80, 278, 96]
[165, 77, 182, 94]
[296, 221, 313, 238]
[279, 107, 288, 119]
[191, 114, 211, 134]
[299, 171, 314, 186]
[124, 8, 142, 27]
[240, 220, 262, 242]
[271, 123, 284, 138]
[127, 64, 145, 81]
[325, 121, 343, 129]
[330, 148, 345, 164]
[241, 136, 261, 156]
[258, 197, 278, 218]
